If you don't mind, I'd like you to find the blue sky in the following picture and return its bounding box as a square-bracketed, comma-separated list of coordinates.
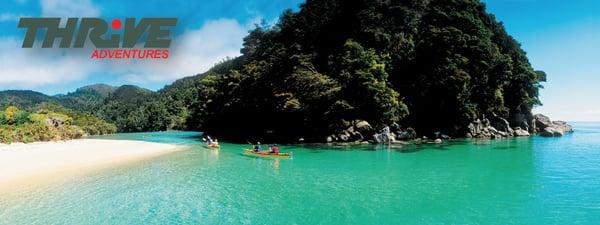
[0, 0, 599, 121]
[482, 0, 600, 121]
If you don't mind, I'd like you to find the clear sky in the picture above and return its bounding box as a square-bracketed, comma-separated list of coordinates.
[482, 0, 600, 121]
[0, 0, 598, 121]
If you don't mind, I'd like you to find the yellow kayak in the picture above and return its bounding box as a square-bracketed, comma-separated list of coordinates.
[208, 143, 220, 149]
[244, 149, 292, 158]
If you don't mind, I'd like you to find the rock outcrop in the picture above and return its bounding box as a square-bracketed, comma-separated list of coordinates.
[533, 114, 573, 137]
[465, 113, 572, 139]
[373, 126, 395, 144]
[513, 127, 530, 136]
[466, 117, 512, 139]
[326, 120, 373, 143]
[395, 127, 417, 140]
[324, 113, 572, 143]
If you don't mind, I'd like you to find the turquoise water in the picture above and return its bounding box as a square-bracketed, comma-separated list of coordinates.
[1, 123, 600, 224]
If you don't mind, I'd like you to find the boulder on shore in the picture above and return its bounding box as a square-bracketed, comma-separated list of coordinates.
[552, 121, 573, 133]
[326, 120, 376, 143]
[513, 127, 530, 136]
[466, 116, 513, 139]
[533, 114, 553, 132]
[533, 114, 573, 137]
[354, 120, 373, 135]
[373, 126, 394, 144]
[396, 127, 417, 140]
[490, 115, 514, 136]
[540, 127, 563, 137]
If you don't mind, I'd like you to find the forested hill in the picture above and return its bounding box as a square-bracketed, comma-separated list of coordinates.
[186, 0, 546, 141]
[1, 0, 549, 142]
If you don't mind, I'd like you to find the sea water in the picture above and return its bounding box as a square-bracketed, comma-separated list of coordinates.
[1, 123, 600, 224]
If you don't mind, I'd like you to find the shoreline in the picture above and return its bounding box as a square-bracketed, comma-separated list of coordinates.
[0, 139, 183, 189]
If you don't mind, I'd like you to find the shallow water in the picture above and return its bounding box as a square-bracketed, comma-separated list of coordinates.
[1, 123, 600, 224]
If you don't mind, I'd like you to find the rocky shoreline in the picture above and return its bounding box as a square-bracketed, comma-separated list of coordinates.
[324, 114, 573, 144]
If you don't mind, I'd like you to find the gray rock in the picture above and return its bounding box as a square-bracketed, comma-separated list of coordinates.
[534, 114, 574, 137]
[513, 127, 530, 136]
[346, 126, 355, 133]
[534, 114, 552, 132]
[339, 134, 349, 141]
[490, 115, 514, 136]
[355, 120, 373, 134]
[373, 126, 393, 143]
[326, 136, 333, 143]
[552, 121, 573, 133]
[396, 127, 417, 140]
[541, 127, 563, 137]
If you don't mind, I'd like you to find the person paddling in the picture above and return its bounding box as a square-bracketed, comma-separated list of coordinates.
[270, 144, 279, 154]
[254, 142, 262, 152]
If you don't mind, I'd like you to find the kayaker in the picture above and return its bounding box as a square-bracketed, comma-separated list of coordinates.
[270, 144, 279, 154]
[254, 142, 262, 152]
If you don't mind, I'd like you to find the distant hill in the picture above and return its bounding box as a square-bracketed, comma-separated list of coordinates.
[0, 84, 162, 132]
[0, 90, 59, 110]
[57, 84, 118, 111]
[76, 84, 117, 97]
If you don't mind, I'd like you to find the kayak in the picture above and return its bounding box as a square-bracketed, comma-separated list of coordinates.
[244, 149, 292, 158]
[208, 143, 220, 149]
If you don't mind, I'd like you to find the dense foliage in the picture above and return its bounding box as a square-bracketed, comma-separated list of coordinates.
[0, 106, 87, 143]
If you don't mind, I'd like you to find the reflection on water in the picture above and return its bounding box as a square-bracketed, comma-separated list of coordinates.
[1, 127, 600, 224]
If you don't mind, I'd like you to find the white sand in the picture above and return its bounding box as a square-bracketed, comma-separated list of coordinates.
[0, 139, 182, 187]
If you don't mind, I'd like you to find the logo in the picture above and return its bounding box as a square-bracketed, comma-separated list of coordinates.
[18, 18, 178, 59]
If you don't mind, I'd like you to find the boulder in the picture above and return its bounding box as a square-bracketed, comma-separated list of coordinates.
[552, 121, 573, 133]
[490, 115, 514, 136]
[355, 120, 373, 134]
[338, 133, 349, 142]
[533, 114, 574, 137]
[533, 114, 552, 132]
[540, 127, 563, 137]
[396, 127, 417, 140]
[373, 126, 394, 143]
[513, 127, 530, 136]
[467, 117, 514, 139]
[345, 126, 355, 133]
[326, 136, 333, 143]
[467, 119, 487, 138]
